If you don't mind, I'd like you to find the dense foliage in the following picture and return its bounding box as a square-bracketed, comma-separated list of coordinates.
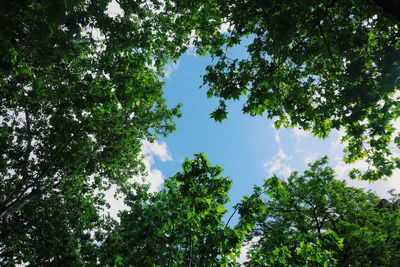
[0, 176, 109, 265]
[0, 0, 185, 219]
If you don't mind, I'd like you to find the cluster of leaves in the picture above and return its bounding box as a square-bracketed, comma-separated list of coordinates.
[241, 157, 400, 266]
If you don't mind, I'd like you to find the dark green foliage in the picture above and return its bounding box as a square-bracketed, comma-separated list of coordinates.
[0, 177, 109, 265]
[241, 157, 400, 266]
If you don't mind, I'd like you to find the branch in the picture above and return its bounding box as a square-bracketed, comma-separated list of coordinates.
[37, 120, 88, 181]
[0, 116, 90, 219]
[297, 195, 322, 234]
[1, 103, 35, 214]
[287, 200, 309, 235]
[188, 225, 193, 267]
[23, 102, 33, 170]
[328, 4, 345, 64]
[225, 204, 241, 228]
[317, 23, 340, 70]
[0, 188, 41, 219]
[0, 112, 133, 219]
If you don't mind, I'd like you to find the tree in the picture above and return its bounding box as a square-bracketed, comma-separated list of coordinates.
[0, 0, 189, 219]
[240, 157, 400, 266]
[0, 176, 110, 265]
[3, 1, 400, 264]
[159, 0, 400, 180]
[99, 153, 244, 266]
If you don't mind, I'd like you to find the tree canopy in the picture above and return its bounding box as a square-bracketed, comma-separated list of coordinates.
[241, 157, 400, 266]
[2, 0, 400, 265]
[0, 0, 185, 219]
[0, 177, 108, 265]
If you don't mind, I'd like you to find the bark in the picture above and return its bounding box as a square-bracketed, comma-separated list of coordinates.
[0, 189, 41, 219]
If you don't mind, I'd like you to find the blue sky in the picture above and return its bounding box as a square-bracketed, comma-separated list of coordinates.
[139, 50, 400, 224]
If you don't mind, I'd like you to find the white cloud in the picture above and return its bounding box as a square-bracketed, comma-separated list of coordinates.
[141, 154, 166, 193]
[141, 140, 173, 162]
[139, 140, 173, 192]
[106, 0, 124, 18]
[103, 185, 128, 219]
[329, 135, 343, 154]
[219, 22, 232, 33]
[392, 117, 400, 137]
[186, 29, 198, 56]
[163, 61, 180, 79]
[334, 160, 369, 181]
[264, 149, 293, 178]
[386, 169, 400, 193]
